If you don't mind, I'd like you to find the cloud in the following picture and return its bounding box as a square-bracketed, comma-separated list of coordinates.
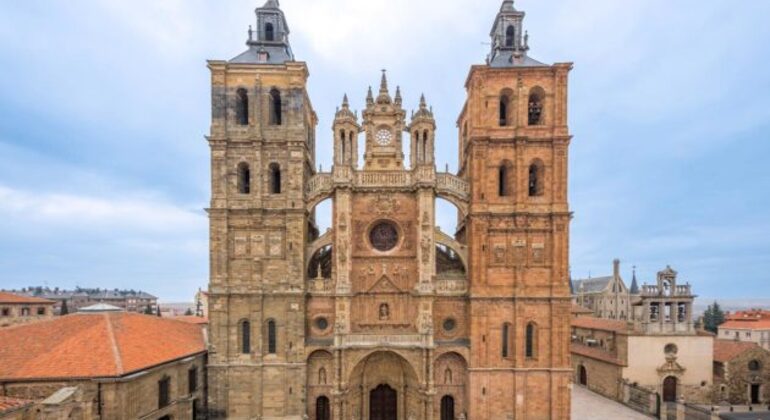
[0, 185, 204, 234]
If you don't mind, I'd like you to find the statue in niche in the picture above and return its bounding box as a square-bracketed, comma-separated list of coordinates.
[444, 368, 453, 384]
[318, 367, 327, 385]
[379, 303, 390, 321]
[421, 237, 431, 263]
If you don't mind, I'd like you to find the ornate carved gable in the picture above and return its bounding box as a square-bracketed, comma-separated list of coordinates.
[366, 275, 403, 294]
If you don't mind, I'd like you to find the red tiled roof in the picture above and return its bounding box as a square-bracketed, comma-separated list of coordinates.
[0, 396, 33, 414]
[0, 292, 55, 305]
[726, 310, 770, 321]
[0, 312, 205, 381]
[720, 319, 770, 330]
[173, 316, 209, 325]
[571, 316, 630, 334]
[571, 343, 626, 366]
[713, 339, 760, 363]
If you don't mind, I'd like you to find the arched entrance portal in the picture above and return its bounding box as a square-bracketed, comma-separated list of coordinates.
[578, 365, 587, 386]
[348, 351, 422, 420]
[370, 384, 397, 420]
[663, 376, 678, 402]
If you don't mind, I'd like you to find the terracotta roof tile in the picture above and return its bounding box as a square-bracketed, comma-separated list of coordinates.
[0, 395, 33, 414]
[713, 339, 760, 363]
[571, 343, 626, 366]
[720, 319, 770, 330]
[571, 316, 631, 334]
[0, 292, 55, 305]
[0, 312, 205, 381]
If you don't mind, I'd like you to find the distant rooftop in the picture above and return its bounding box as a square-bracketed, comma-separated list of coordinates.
[0, 291, 55, 305]
[78, 303, 124, 313]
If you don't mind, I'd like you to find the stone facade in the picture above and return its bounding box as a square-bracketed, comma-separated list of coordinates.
[0, 293, 55, 328]
[572, 260, 631, 321]
[207, 1, 572, 419]
[0, 356, 206, 420]
[713, 340, 770, 405]
[718, 310, 770, 351]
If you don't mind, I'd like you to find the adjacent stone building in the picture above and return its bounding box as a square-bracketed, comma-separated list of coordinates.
[206, 1, 573, 419]
[572, 260, 632, 321]
[11, 288, 157, 315]
[571, 266, 713, 405]
[713, 339, 770, 405]
[0, 292, 55, 328]
[0, 312, 207, 419]
[718, 310, 770, 351]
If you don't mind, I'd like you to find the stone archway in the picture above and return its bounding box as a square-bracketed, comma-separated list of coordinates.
[348, 351, 422, 420]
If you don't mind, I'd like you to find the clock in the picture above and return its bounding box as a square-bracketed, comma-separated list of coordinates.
[375, 129, 392, 146]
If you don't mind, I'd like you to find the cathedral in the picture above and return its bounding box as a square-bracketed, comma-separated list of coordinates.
[206, 1, 573, 419]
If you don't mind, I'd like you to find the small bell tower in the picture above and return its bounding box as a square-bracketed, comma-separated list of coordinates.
[408, 94, 436, 168]
[332, 94, 360, 168]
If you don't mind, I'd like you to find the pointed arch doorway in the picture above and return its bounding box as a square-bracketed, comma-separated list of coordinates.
[370, 384, 397, 420]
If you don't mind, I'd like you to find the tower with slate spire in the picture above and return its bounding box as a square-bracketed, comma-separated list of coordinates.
[206, 0, 317, 418]
[408, 94, 436, 168]
[362, 71, 407, 171]
[458, 0, 574, 418]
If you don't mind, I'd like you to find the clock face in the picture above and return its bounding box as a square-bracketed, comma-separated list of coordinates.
[375, 129, 392, 146]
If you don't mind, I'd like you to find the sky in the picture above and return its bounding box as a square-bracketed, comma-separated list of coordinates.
[0, 0, 769, 302]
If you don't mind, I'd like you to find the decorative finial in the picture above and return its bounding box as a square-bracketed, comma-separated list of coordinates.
[366, 86, 374, 105]
[248, 25, 254, 42]
[419, 94, 427, 108]
[342, 94, 349, 108]
[395, 86, 402, 104]
[379, 69, 389, 94]
[524, 31, 529, 50]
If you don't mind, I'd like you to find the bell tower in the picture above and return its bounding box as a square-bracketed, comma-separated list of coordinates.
[458, 1, 573, 418]
[332, 95, 360, 168]
[408, 95, 436, 168]
[363, 71, 406, 171]
[206, 1, 317, 418]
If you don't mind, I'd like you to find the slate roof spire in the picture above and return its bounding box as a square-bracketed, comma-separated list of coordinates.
[630, 266, 640, 295]
[229, 0, 295, 64]
[487, 0, 546, 68]
[377, 70, 392, 104]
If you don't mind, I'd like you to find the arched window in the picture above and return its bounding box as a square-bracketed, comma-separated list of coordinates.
[340, 129, 346, 161]
[270, 88, 282, 125]
[499, 95, 509, 126]
[316, 396, 330, 420]
[237, 162, 251, 194]
[505, 25, 515, 47]
[267, 319, 277, 354]
[265, 23, 275, 41]
[236, 88, 249, 126]
[528, 87, 544, 126]
[240, 320, 251, 354]
[269, 163, 281, 194]
[749, 360, 761, 371]
[498, 161, 512, 197]
[528, 160, 544, 197]
[526, 322, 536, 358]
[502, 323, 511, 358]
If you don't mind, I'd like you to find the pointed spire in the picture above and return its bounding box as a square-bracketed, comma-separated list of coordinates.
[366, 86, 374, 106]
[379, 69, 389, 94]
[342, 94, 349, 108]
[419, 93, 427, 109]
[630, 266, 640, 295]
[335, 93, 356, 120]
[394, 86, 402, 105]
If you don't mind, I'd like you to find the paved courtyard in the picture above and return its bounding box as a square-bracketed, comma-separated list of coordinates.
[572, 386, 653, 420]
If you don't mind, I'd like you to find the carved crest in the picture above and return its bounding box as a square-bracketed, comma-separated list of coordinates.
[373, 194, 400, 215]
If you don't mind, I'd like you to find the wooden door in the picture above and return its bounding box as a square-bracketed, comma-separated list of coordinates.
[316, 396, 331, 420]
[663, 376, 677, 402]
[579, 366, 587, 386]
[440, 395, 455, 420]
[370, 384, 397, 420]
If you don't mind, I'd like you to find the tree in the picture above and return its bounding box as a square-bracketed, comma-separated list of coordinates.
[704, 301, 726, 333]
[157, 306, 162, 317]
[60, 300, 69, 316]
[184, 308, 194, 316]
[143, 305, 153, 315]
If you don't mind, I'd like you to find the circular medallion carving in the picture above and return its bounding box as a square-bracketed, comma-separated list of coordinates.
[369, 221, 399, 252]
